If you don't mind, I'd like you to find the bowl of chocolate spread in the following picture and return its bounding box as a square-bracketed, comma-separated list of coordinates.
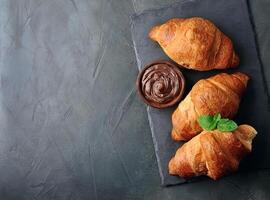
[136, 60, 185, 109]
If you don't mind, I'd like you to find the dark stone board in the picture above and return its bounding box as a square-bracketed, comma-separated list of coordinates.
[131, 0, 270, 186]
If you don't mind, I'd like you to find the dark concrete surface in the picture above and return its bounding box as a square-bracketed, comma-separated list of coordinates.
[0, 0, 269, 199]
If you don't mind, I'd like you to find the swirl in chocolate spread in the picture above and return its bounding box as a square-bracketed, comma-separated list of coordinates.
[141, 63, 182, 104]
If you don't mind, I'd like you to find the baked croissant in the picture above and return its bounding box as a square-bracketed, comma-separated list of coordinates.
[169, 125, 257, 180]
[172, 72, 249, 141]
[149, 17, 239, 71]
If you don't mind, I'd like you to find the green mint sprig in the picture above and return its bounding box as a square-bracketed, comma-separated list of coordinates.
[197, 113, 238, 132]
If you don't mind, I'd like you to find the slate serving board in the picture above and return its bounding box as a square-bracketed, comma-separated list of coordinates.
[131, 0, 270, 186]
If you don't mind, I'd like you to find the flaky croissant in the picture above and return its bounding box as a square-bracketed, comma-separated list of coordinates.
[172, 72, 249, 141]
[169, 125, 257, 180]
[149, 17, 239, 71]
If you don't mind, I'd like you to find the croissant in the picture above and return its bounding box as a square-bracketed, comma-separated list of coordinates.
[172, 72, 249, 141]
[169, 125, 257, 180]
[149, 17, 239, 71]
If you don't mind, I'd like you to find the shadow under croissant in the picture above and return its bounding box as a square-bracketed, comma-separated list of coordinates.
[165, 176, 208, 187]
[165, 166, 270, 187]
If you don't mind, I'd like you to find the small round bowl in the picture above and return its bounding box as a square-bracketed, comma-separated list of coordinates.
[136, 60, 185, 109]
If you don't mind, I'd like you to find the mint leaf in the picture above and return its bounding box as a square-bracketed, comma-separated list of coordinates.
[214, 113, 221, 121]
[217, 119, 238, 132]
[208, 113, 221, 130]
[198, 113, 220, 131]
[218, 118, 230, 124]
[198, 113, 238, 132]
[198, 115, 214, 130]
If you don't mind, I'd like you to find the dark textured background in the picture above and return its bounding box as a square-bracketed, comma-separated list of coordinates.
[0, 0, 270, 199]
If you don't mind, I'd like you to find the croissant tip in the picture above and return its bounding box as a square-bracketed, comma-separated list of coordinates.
[171, 129, 187, 141]
[231, 52, 240, 67]
[239, 124, 258, 138]
[232, 72, 250, 84]
[149, 26, 159, 41]
[168, 158, 177, 175]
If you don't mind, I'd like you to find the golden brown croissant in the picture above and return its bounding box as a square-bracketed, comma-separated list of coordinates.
[149, 17, 239, 71]
[172, 72, 249, 141]
[169, 125, 257, 180]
